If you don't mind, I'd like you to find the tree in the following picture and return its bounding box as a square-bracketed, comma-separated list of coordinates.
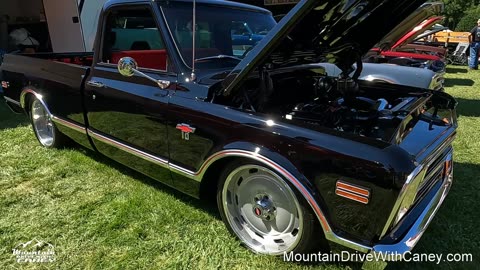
[455, 5, 480, 31]
[439, 0, 479, 30]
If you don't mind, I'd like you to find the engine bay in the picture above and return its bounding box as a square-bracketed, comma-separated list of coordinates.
[222, 67, 433, 142]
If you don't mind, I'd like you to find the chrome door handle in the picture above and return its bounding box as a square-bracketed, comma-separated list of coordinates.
[86, 81, 106, 88]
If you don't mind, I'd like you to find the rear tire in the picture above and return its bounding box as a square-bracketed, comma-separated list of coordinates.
[216, 159, 328, 255]
[29, 97, 68, 148]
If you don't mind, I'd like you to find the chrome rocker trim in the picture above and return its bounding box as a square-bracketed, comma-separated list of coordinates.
[52, 116, 87, 134]
[84, 130, 453, 254]
[82, 127, 453, 254]
[85, 128, 335, 237]
[87, 128, 169, 166]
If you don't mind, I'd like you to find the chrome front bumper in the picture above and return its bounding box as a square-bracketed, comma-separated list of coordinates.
[372, 170, 453, 257]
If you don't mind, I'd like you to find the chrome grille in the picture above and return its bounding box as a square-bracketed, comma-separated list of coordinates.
[415, 148, 451, 204]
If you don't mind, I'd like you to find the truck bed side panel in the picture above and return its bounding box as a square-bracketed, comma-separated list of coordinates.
[1, 54, 92, 149]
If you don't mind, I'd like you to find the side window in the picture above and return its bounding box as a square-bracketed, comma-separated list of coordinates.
[101, 8, 171, 72]
[231, 22, 250, 36]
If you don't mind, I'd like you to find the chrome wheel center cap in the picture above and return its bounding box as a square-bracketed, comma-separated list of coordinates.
[252, 194, 276, 221]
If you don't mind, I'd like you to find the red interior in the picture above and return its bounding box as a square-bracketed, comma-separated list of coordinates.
[51, 48, 226, 70]
[55, 57, 93, 66]
[181, 48, 222, 59]
[111, 50, 168, 70]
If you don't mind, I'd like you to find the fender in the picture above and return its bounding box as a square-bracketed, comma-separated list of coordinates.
[192, 142, 371, 253]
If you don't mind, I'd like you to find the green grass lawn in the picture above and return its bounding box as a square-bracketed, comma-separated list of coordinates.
[1, 67, 479, 269]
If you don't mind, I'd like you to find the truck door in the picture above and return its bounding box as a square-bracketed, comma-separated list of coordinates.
[84, 4, 176, 186]
[43, 0, 86, 52]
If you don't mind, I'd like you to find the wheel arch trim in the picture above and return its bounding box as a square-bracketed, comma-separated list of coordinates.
[194, 149, 372, 253]
[196, 150, 332, 231]
[20, 88, 52, 116]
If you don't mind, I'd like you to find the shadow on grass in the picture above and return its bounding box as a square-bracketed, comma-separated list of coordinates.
[0, 97, 29, 130]
[446, 66, 468, 74]
[454, 98, 480, 118]
[444, 78, 475, 87]
[78, 145, 221, 219]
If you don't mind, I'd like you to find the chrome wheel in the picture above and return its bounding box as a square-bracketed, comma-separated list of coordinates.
[221, 165, 303, 255]
[31, 99, 55, 147]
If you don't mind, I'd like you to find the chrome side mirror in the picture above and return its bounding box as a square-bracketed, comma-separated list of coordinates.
[118, 57, 138, 77]
[117, 57, 171, 89]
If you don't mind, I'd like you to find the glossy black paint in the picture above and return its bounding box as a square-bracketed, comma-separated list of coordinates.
[221, 0, 430, 96]
[0, 0, 457, 250]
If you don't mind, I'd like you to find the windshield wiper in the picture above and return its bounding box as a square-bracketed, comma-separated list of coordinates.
[195, 55, 242, 62]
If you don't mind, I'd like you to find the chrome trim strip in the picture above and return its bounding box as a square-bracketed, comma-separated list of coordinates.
[87, 128, 168, 166]
[65, 126, 446, 253]
[83, 130, 381, 252]
[4, 96, 21, 106]
[52, 116, 86, 134]
[169, 163, 196, 176]
[81, 133, 344, 249]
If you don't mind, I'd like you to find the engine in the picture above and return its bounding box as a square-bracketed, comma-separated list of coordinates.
[228, 71, 420, 141]
[282, 77, 417, 140]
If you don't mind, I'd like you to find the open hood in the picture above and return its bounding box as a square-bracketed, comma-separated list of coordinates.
[413, 25, 449, 42]
[377, 2, 444, 51]
[391, 16, 444, 50]
[221, 0, 436, 96]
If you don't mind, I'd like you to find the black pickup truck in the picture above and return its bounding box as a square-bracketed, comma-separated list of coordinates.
[1, 0, 457, 258]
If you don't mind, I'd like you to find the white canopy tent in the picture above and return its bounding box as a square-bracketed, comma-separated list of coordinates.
[0, 0, 107, 53]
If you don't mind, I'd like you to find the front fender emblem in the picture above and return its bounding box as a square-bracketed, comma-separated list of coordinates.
[176, 123, 196, 140]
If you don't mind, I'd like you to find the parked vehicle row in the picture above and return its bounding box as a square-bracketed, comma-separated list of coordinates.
[1, 0, 456, 261]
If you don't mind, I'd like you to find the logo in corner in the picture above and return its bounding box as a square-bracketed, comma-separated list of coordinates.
[12, 238, 56, 263]
[176, 123, 196, 140]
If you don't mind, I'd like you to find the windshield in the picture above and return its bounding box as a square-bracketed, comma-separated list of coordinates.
[161, 2, 275, 70]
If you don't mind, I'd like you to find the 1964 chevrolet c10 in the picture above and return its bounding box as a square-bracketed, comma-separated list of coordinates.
[1, 0, 457, 257]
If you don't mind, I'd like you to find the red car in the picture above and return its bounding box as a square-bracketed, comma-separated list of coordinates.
[365, 2, 446, 73]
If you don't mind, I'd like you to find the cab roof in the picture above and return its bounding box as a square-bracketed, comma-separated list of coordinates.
[104, 0, 271, 14]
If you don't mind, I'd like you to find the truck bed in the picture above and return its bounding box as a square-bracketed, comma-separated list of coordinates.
[1, 53, 91, 128]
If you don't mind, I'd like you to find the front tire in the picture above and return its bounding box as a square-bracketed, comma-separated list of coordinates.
[30, 97, 67, 148]
[217, 160, 328, 255]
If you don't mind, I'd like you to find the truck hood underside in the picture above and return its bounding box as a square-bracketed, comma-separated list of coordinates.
[221, 0, 430, 96]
